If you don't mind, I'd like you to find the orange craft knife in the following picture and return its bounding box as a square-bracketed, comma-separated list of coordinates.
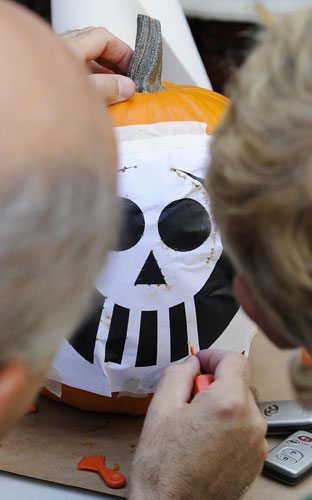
[302, 348, 312, 367]
[26, 404, 38, 415]
[78, 456, 126, 488]
[190, 346, 213, 395]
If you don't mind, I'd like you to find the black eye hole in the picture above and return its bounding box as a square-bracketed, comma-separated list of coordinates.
[158, 198, 211, 252]
[113, 197, 145, 252]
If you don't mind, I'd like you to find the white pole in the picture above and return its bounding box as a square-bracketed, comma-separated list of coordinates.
[51, 0, 212, 89]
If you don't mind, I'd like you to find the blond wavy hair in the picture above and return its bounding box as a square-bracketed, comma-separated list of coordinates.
[207, 9, 312, 352]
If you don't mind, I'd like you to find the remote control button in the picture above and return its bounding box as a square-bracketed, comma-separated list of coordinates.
[282, 448, 304, 462]
[287, 439, 300, 446]
[263, 404, 279, 417]
[298, 435, 312, 443]
[276, 453, 296, 464]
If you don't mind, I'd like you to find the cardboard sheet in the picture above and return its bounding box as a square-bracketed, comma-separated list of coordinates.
[0, 396, 141, 497]
[1, 332, 312, 499]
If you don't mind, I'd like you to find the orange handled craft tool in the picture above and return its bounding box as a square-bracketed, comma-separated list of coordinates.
[26, 404, 38, 415]
[78, 456, 126, 488]
[302, 348, 312, 366]
[190, 346, 213, 395]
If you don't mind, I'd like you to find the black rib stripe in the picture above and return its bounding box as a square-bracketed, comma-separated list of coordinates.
[105, 304, 129, 364]
[135, 311, 157, 367]
[69, 288, 105, 364]
[194, 252, 239, 350]
[170, 302, 188, 362]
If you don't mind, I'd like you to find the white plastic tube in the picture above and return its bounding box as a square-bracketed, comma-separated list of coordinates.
[51, 0, 212, 89]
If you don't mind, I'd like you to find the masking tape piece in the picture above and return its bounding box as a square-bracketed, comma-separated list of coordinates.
[118, 378, 148, 398]
[43, 366, 62, 398]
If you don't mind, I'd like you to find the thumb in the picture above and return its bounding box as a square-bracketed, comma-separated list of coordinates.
[151, 356, 200, 413]
[89, 74, 135, 105]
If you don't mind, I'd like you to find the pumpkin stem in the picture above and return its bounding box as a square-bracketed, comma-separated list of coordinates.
[128, 15, 165, 93]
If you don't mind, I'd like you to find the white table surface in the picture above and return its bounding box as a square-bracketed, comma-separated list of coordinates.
[0, 471, 125, 500]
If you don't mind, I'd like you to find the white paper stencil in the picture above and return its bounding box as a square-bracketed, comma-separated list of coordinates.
[51, 122, 255, 397]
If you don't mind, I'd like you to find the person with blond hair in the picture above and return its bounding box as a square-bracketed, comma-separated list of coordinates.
[207, 7, 312, 409]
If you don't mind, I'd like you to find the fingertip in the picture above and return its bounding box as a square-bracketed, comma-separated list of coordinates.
[118, 76, 136, 99]
[89, 74, 135, 106]
[152, 356, 200, 410]
[181, 354, 201, 379]
[183, 353, 200, 369]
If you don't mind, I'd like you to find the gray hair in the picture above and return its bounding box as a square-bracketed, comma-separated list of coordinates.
[207, 9, 312, 351]
[0, 152, 117, 372]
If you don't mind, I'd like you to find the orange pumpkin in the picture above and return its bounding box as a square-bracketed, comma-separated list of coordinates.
[42, 385, 153, 415]
[43, 15, 228, 415]
[110, 81, 227, 132]
[110, 14, 227, 129]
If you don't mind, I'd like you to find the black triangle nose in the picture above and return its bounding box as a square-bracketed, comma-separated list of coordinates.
[135, 251, 167, 285]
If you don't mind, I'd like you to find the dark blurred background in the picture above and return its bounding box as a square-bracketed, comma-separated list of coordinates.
[14, 0, 257, 94]
[16, 0, 51, 22]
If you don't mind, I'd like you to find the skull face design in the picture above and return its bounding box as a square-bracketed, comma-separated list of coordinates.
[69, 136, 239, 381]
[99, 163, 220, 310]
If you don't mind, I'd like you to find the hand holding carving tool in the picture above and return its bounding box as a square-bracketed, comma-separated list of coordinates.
[190, 346, 214, 395]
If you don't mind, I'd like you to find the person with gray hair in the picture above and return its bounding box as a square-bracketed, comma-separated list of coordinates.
[0, 1, 134, 437]
[133, 7, 312, 500]
[0, 2, 268, 500]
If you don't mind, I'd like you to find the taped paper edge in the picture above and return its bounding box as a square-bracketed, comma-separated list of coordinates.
[115, 121, 207, 141]
[43, 366, 63, 398]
